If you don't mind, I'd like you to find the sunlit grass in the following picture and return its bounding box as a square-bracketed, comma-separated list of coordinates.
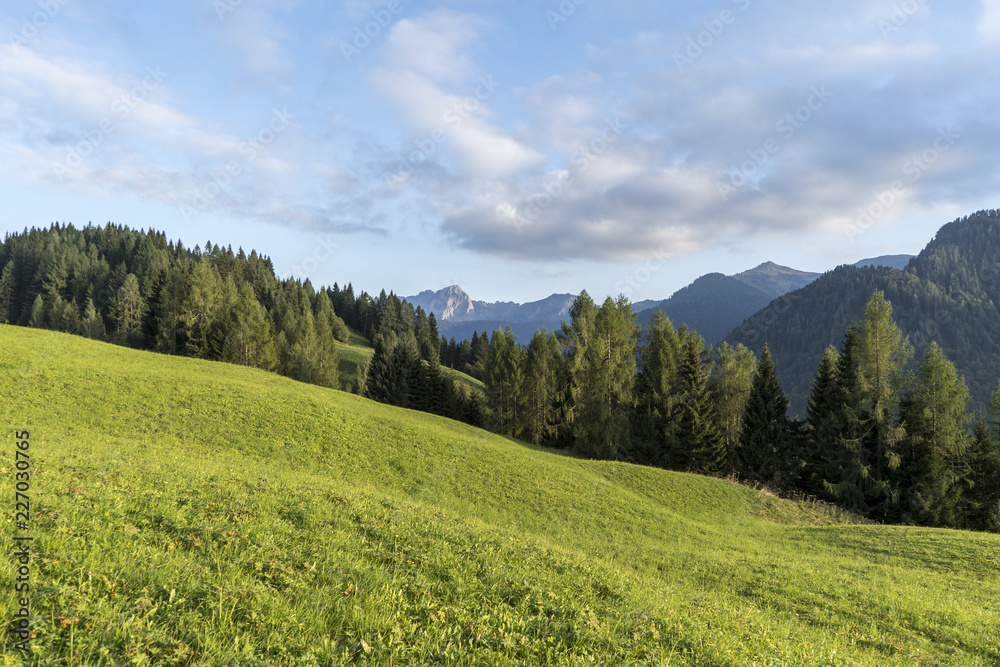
[1, 326, 997, 665]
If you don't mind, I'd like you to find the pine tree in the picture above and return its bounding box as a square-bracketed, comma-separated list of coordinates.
[224, 283, 276, 370]
[738, 344, 793, 488]
[827, 323, 879, 512]
[673, 336, 725, 474]
[964, 410, 1000, 532]
[803, 345, 841, 498]
[634, 311, 684, 467]
[484, 327, 523, 436]
[898, 342, 969, 527]
[365, 331, 403, 404]
[0, 261, 15, 323]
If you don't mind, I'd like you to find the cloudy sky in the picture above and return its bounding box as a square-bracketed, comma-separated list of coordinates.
[2, 1, 998, 304]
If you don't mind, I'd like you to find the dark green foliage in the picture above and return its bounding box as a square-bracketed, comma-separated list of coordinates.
[802, 346, 841, 498]
[964, 411, 1000, 531]
[674, 337, 725, 475]
[726, 210, 1000, 416]
[484, 327, 523, 436]
[738, 344, 794, 488]
[0, 223, 482, 428]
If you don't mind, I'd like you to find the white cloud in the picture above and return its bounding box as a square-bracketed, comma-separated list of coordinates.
[371, 11, 544, 180]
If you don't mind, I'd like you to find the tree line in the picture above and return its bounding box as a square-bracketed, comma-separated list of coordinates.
[5, 223, 998, 532]
[0, 223, 484, 426]
[478, 289, 1000, 533]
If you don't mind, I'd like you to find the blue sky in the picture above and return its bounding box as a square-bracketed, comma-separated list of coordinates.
[2, 0, 998, 304]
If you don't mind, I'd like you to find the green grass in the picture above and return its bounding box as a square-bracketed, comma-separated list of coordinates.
[1, 326, 998, 665]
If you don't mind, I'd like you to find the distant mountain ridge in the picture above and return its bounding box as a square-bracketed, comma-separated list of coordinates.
[407, 255, 918, 345]
[404, 286, 575, 325]
[732, 261, 821, 299]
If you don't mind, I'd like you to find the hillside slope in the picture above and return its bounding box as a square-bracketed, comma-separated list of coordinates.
[726, 210, 1000, 414]
[2, 327, 998, 665]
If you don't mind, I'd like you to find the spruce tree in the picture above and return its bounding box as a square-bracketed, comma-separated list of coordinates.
[634, 311, 683, 467]
[80, 297, 104, 339]
[738, 344, 793, 488]
[827, 323, 879, 513]
[674, 336, 725, 475]
[111, 273, 146, 336]
[964, 410, 1000, 532]
[803, 345, 841, 498]
[484, 327, 523, 436]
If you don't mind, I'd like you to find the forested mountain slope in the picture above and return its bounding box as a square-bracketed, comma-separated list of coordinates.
[727, 210, 1000, 414]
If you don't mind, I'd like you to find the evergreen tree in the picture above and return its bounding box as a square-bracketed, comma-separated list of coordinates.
[827, 323, 879, 512]
[0, 261, 15, 323]
[365, 331, 404, 405]
[803, 345, 842, 498]
[964, 409, 1000, 532]
[28, 294, 46, 329]
[575, 296, 638, 460]
[674, 336, 725, 474]
[522, 330, 564, 445]
[558, 291, 598, 449]
[484, 327, 523, 436]
[898, 342, 969, 527]
[111, 273, 146, 336]
[224, 283, 276, 370]
[711, 342, 757, 475]
[181, 258, 221, 358]
[80, 297, 104, 338]
[738, 344, 794, 487]
[634, 311, 684, 467]
[856, 289, 912, 517]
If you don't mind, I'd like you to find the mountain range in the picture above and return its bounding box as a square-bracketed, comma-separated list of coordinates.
[407, 255, 913, 345]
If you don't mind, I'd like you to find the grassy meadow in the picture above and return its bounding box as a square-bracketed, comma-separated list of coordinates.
[1, 326, 998, 665]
